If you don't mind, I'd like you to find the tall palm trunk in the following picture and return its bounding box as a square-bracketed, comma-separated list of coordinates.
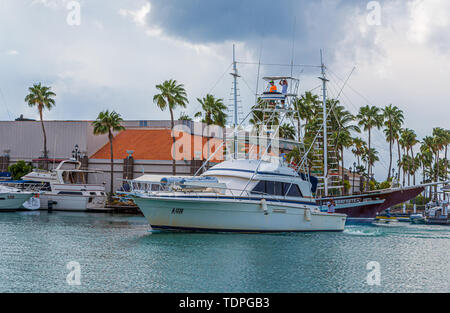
[434, 151, 439, 199]
[341, 146, 345, 194]
[407, 148, 411, 186]
[39, 107, 48, 160]
[387, 138, 393, 181]
[169, 107, 176, 176]
[108, 130, 114, 201]
[445, 144, 448, 180]
[387, 122, 392, 181]
[366, 127, 371, 191]
[422, 164, 426, 195]
[402, 148, 406, 187]
[411, 147, 416, 185]
[397, 140, 402, 184]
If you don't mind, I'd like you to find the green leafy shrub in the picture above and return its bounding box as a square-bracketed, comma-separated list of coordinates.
[8, 161, 33, 180]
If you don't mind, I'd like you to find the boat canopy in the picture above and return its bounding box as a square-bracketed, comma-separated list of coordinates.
[262, 76, 299, 82]
[259, 76, 299, 105]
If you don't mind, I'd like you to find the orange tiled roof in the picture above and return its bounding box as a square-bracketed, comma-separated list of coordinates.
[90, 129, 224, 162]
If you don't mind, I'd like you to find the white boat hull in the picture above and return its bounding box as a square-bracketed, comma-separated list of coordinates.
[0, 192, 34, 210]
[38, 194, 106, 211]
[134, 197, 346, 232]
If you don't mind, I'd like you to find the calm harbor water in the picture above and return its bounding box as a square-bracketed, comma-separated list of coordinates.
[0, 211, 448, 293]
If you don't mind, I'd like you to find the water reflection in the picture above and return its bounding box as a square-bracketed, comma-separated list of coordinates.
[0, 212, 448, 292]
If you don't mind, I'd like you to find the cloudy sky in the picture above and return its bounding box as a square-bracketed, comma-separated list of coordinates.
[0, 0, 449, 180]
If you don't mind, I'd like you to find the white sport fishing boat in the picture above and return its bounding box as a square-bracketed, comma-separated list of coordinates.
[21, 159, 106, 211]
[131, 159, 346, 232]
[0, 185, 39, 210]
[128, 46, 346, 232]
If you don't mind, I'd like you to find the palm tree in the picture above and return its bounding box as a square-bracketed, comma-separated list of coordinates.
[401, 128, 418, 185]
[399, 154, 410, 187]
[24, 83, 56, 165]
[194, 94, 227, 160]
[362, 147, 379, 182]
[292, 92, 320, 139]
[399, 129, 410, 186]
[356, 105, 383, 179]
[279, 124, 296, 140]
[420, 137, 435, 200]
[194, 94, 227, 127]
[329, 105, 360, 178]
[178, 112, 192, 121]
[442, 129, 450, 180]
[431, 128, 447, 196]
[286, 146, 302, 166]
[153, 79, 188, 175]
[382, 105, 404, 180]
[92, 110, 125, 200]
[351, 137, 366, 166]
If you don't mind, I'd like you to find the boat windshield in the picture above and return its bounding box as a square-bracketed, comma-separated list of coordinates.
[62, 171, 87, 184]
[251, 180, 303, 198]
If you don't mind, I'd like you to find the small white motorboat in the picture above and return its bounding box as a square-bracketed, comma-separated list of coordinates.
[21, 159, 107, 211]
[0, 185, 38, 211]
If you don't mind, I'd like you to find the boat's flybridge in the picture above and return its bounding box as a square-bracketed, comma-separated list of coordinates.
[22, 159, 105, 185]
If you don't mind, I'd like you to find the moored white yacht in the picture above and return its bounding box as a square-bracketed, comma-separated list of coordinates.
[21, 159, 106, 211]
[131, 158, 346, 232]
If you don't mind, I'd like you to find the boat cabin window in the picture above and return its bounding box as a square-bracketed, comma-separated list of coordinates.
[285, 183, 302, 197]
[251, 180, 303, 198]
[58, 191, 83, 195]
[62, 171, 87, 184]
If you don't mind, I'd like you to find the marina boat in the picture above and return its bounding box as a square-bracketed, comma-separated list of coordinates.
[21, 159, 106, 211]
[410, 213, 426, 224]
[0, 185, 39, 211]
[423, 185, 450, 225]
[131, 158, 347, 232]
[316, 185, 425, 223]
[373, 215, 398, 224]
[425, 201, 449, 225]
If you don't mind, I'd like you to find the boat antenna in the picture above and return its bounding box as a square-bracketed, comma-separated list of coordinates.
[290, 17, 297, 78]
[319, 49, 329, 197]
[255, 40, 263, 105]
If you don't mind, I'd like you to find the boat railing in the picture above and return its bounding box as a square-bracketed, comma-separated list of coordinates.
[0, 182, 50, 192]
[30, 169, 54, 174]
[118, 179, 289, 204]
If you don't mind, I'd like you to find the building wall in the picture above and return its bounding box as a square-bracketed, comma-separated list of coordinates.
[0, 119, 239, 192]
[0, 120, 199, 162]
[0, 121, 92, 162]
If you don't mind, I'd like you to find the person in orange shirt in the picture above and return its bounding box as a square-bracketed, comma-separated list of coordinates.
[269, 81, 277, 93]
